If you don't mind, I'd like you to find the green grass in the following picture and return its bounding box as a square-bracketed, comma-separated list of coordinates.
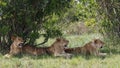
[0, 54, 120, 68]
[0, 33, 120, 68]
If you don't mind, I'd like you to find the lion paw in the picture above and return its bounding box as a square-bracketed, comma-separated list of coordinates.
[4, 54, 11, 58]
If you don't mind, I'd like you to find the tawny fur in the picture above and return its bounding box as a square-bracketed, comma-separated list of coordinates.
[65, 39, 107, 56]
[4, 37, 72, 58]
[22, 38, 69, 57]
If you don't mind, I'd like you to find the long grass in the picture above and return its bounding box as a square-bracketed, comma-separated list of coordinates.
[0, 33, 120, 68]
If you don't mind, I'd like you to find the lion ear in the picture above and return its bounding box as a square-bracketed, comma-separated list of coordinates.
[11, 35, 16, 41]
[56, 38, 61, 41]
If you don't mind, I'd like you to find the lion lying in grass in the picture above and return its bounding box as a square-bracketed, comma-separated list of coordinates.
[4, 36, 24, 58]
[4, 36, 72, 58]
[65, 39, 107, 57]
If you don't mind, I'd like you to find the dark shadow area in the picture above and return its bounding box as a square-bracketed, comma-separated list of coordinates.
[11, 53, 56, 59]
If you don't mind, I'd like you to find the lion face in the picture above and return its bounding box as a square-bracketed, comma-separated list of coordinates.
[11, 36, 24, 48]
[10, 36, 24, 54]
[56, 38, 69, 48]
[93, 39, 105, 49]
[50, 38, 70, 57]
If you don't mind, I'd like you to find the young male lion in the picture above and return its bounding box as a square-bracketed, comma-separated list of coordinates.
[5, 36, 72, 58]
[65, 39, 107, 56]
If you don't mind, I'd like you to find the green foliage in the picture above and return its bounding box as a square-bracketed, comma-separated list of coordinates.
[0, 1, 7, 6]
[97, 0, 120, 42]
[62, 0, 100, 34]
[0, 25, 10, 35]
[0, 0, 73, 52]
[85, 18, 96, 27]
[63, 0, 99, 28]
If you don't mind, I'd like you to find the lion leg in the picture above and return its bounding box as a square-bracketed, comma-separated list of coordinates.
[4, 54, 12, 58]
[4, 50, 14, 58]
[54, 53, 73, 59]
[98, 53, 107, 56]
[92, 50, 101, 56]
[61, 53, 73, 59]
[94, 50, 107, 57]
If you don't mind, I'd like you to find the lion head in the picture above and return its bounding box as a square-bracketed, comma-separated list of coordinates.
[93, 39, 105, 49]
[49, 38, 69, 56]
[10, 36, 24, 55]
[55, 38, 69, 48]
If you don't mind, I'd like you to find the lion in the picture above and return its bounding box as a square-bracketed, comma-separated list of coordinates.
[65, 39, 107, 56]
[4, 36, 24, 58]
[46, 38, 72, 58]
[4, 36, 72, 58]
